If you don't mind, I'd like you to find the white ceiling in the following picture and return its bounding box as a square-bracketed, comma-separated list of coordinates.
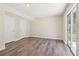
[5, 3, 67, 18]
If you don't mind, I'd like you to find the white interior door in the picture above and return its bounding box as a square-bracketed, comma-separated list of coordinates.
[20, 19, 27, 38]
[4, 13, 15, 43]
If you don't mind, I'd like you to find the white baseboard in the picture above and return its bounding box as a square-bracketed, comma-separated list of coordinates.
[30, 35, 63, 40]
[4, 36, 30, 43]
[0, 45, 5, 51]
[16, 36, 29, 40]
[63, 40, 67, 44]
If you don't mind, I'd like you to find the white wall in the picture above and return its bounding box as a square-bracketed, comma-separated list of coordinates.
[0, 6, 5, 50]
[3, 12, 30, 43]
[19, 18, 30, 39]
[0, 4, 31, 51]
[30, 16, 63, 40]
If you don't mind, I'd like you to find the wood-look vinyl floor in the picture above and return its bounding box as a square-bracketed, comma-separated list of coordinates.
[0, 37, 73, 56]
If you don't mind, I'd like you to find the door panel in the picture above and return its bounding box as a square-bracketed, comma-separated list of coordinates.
[67, 12, 71, 48]
[4, 13, 15, 43]
[67, 7, 76, 55]
[71, 7, 76, 55]
[20, 19, 27, 38]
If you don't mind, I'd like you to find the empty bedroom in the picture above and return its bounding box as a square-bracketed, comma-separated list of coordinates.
[0, 3, 78, 56]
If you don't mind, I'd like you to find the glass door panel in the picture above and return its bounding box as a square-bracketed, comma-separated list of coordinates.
[67, 12, 71, 48]
[71, 7, 76, 55]
[67, 7, 76, 55]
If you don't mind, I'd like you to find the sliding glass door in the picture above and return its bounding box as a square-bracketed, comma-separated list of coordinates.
[71, 7, 76, 55]
[67, 12, 71, 48]
[67, 7, 76, 55]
